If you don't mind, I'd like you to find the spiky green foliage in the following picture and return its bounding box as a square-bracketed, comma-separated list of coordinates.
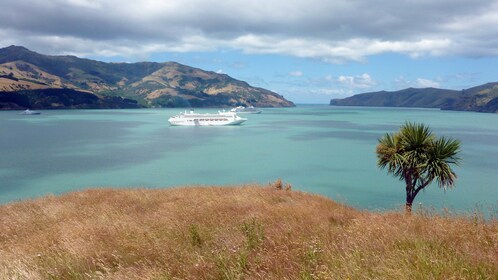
[376, 122, 461, 212]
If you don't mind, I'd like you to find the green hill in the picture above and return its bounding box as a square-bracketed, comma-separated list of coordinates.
[330, 83, 498, 113]
[0, 46, 294, 109]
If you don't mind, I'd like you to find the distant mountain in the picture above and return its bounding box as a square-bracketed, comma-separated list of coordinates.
[330, 83, 498, 113]
[0, 46, 294, 109]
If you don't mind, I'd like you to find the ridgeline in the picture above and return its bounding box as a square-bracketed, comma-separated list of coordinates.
[330, 83, 498, 113]
[0, 46, 294, 110]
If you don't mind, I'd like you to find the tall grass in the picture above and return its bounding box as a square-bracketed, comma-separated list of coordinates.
[0, 185, 496, 279]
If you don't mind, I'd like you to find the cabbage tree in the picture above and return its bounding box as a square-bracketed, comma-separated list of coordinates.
[376, 122, 461, 213]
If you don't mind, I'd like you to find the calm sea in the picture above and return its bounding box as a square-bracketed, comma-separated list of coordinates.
[0, 106, 496, 215]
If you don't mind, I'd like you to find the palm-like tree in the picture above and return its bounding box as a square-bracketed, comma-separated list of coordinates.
[376, 122, 461, 213]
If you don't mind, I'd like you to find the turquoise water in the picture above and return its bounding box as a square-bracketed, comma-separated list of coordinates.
[0, 106, 496, 215]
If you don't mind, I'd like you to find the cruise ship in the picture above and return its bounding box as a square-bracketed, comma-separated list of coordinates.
[168, 110, 247, 126]
[230, 106, 262, 114]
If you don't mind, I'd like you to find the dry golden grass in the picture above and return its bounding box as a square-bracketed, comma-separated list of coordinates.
[0, 62, 68, 91]
[0, 185, 496, 279]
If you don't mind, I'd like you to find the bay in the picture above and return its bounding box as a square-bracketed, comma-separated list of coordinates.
[0, 106, 496, 216]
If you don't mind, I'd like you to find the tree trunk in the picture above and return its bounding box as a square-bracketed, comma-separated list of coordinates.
[404, 171, 414, 214]
[405, 192, 414, 214]
[405, 202, 412, 214]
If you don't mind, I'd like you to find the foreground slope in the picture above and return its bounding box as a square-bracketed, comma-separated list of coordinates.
[330, 83, 498, 113]
[0, 46, 294, 109]
[1, 186, 496, 279]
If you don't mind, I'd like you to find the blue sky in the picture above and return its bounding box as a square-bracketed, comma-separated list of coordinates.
[1, 0, 498, 103]
[145, 51, 498, 103]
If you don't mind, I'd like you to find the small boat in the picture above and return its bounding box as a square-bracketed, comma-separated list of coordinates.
[20, 109, 41, 115]
[230, 106, 262, 114]
[168, 110, 247, 126]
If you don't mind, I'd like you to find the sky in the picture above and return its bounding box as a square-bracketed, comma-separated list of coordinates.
[1, 0, 498, 103]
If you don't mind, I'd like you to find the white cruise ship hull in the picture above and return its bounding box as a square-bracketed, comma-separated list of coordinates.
[168, 110, 247, 126]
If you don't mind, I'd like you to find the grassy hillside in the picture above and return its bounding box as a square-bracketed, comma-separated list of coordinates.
[0, 185, 496, 279]
[330, 83, 498, 113]
[0, 89, 141, 110]
[443, 82, 498, 112]
[330, 88, 461, 108]
[0, 46, 294, 109]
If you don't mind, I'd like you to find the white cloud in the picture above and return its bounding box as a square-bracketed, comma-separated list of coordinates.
[289, 71, 303, 77]
[1, 0, 498, 61]
[415, 78, 440, 88]
[65, 0, 102, 9]
[216, 69, 224, 74]
[282, 73, 378, 101]
[337, 73, 377, 89]
[324, 75, 334, 81]
[281, 87, 351, 103]
[394, 76, 441, 89]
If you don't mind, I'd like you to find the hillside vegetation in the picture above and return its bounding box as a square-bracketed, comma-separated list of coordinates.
[0, 46, 294, 109]
[1, 185, 496, 279]
[330, 83, 498, 113]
